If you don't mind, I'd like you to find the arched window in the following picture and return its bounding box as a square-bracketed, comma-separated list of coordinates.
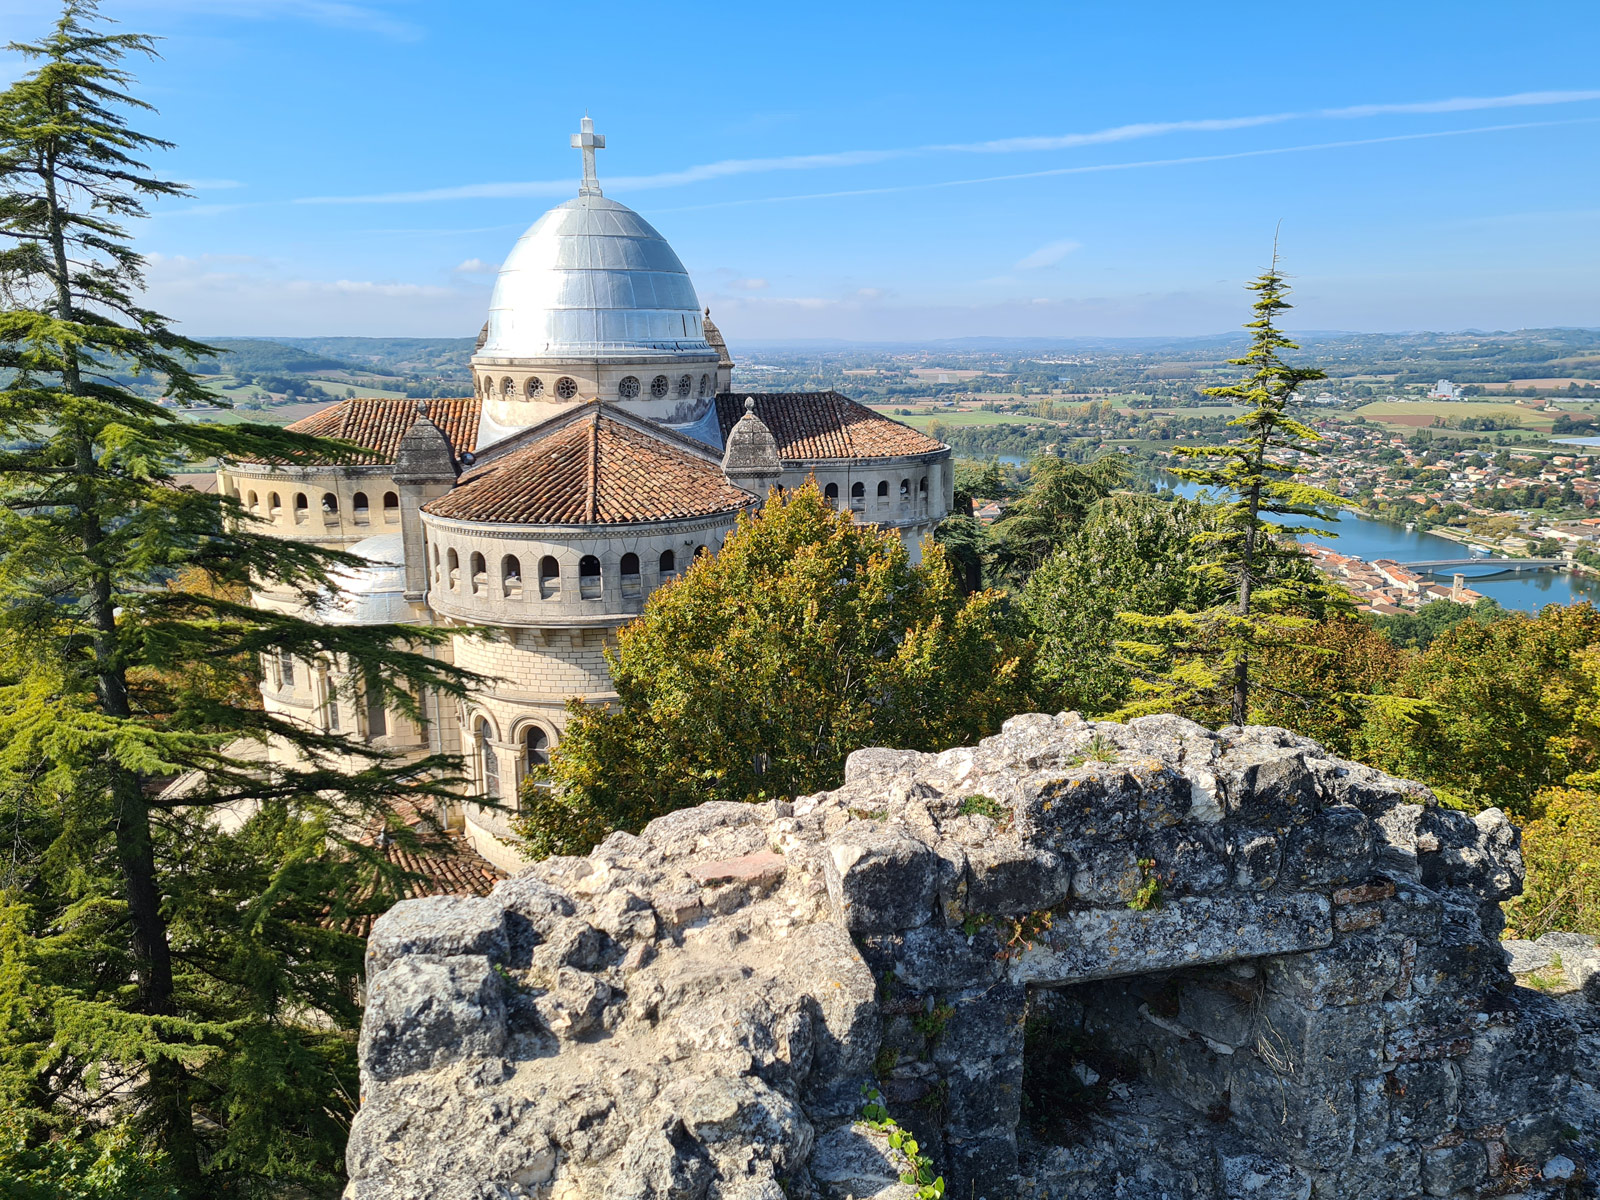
[352, 491, 369, 524]
[618, 376, 640, 399]
[447, 548, 460, 590]
[294, 493, 309, 523]
[850, 482, 865, 509]
[824, 482, 839, 503]
[919, 476, 928, 494]
[523, 726, 549, 777]
[477, 718, 499, 800]
[469, 552, 487, 595]
[693, 544, 708, 559]
[269, 492, 282, 517]
[278, 651, 296, 688]
[659, 549, 677, 580]
[366, 681, 387, 739]
[432, 543, 441, 581]
[620, 552, 641, 598]
[877, 480, 890, 498]
[699, 374, 710, 397]
[539, 555, 560, 599]
[501, 376, 515, 397]
[526, 377, 544, 397]
[650, 374, 669, 398]
[481, 376, 494, 398]
[502, 555, 522, 598]
[246, 490, 258, 512]
[677, 374, 692, 397]
[321, 492, 339, 519]
[899, 479, 911, 500]
[382, 492, 399, 523]
[578, 554, 602, 599]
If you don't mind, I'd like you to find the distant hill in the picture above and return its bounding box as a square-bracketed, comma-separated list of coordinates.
[197, 338, 356, 375]
[261, 336, 477, 377]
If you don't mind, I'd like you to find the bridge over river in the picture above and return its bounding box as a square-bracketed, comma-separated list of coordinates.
[1399, 557, 1567, 573]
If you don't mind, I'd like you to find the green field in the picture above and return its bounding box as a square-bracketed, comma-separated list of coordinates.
[870, 408, 1043, 428]
[1354, 399, 1555, 428]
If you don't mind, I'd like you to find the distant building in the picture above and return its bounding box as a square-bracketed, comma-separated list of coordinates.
[1429, 380, 1460, 399]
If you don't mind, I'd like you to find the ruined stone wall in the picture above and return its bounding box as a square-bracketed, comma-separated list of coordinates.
[345, 713, 1597, 1200]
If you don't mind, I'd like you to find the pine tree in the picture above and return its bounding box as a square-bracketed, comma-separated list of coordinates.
[1117, 253, 1346, 725]
[0, 5, 475, 1192]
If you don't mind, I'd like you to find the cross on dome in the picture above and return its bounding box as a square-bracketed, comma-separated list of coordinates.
[571, 116, 605, 197]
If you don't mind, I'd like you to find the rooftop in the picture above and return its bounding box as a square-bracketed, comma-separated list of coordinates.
[423, 405, 753, 526]
[285, 397, 482, 464]
[713, 392, 945, 461]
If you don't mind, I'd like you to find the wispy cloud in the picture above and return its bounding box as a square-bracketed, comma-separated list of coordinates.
[1015, 239, 1081, 270]
[113, 0, 422, 40]
[658, 118, 1600, 214]
[729, 277, 769, 291]
[295, 88, 1600, 206]
[453, 258, 498, 274]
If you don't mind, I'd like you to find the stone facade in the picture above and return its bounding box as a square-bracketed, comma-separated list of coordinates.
[345, 713, 1597, 1200]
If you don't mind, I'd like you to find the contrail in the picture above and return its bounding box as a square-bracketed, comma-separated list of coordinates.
[294, 89, 1600, 206]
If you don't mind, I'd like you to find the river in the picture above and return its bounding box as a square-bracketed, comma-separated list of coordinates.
[1159, 478, 1600, 613]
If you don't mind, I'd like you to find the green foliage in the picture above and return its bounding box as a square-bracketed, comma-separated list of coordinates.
[1116, 259, 1349, 724]
[1252, 614, 1412, 759]
[1366, 597, 1507, 650]
[1354, 605, 1600, 815]
[518, 483, 1033, 857]
[1506, 788, 1600, 939]
[1020, 494, 1233, 715]
[957, 793, 1007, 824]
[910, 1001, 956, 1047]
[859, 1087, 944, 1198]
[0, 1110, 180, 1200]
[1128, 858, 1164, 911]
[0, 7, 475, 1193]
[1068, 735, 1120, 766]
[989, 454, 1129, 581]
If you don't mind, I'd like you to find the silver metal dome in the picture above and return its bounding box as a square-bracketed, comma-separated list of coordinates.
[479, 195, 711, 361]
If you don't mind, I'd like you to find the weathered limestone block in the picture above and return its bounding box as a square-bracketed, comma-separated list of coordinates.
[359, 955, 506, 1084]
[1011, 892, 1332, 985]
[344, 715, 1600, 1200]
[824, 821, 937, 933]
[365, 894, 510, 977]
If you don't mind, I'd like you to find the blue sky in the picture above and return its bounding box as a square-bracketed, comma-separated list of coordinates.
[7, 0, 1600, 342]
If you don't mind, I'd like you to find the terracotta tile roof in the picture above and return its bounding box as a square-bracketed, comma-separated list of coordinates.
[284, 397, 481, 463]
[424, 406, 753, 525]
[714, 392, 944, 461]
[344, 800, 505, 935]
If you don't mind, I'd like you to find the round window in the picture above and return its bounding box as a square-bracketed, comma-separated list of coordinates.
[555, 377, 578, 399]
[678, 374, 692, 397]
[526, 377, 544, 397]
[618, 376, 641, 399]
[650, 374, 669, 398]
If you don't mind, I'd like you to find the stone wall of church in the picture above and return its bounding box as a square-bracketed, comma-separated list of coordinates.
[217, 462, 402, 549]
[420, 512, 744, 626]
[473, 353, 720, 430]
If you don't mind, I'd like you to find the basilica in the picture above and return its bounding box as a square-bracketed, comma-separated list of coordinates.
[216, 119, 952, 870]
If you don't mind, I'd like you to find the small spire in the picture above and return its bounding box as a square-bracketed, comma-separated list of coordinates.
[744, 396, 756, 414]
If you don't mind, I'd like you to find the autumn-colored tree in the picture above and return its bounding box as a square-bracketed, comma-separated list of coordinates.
[517, 484, 1033, 857]
[1253, 615, 1412, 758]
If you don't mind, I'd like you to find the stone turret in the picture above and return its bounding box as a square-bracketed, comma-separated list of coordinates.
[704, 309, 734, 393]
[720, 396, 783, 502]
[391, 403, 458, 603]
